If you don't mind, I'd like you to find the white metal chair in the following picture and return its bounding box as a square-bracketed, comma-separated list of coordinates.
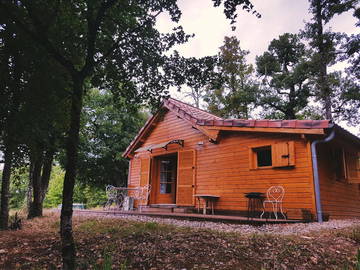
[136, 184, 151, 212]
[104, 185, 125, 210]
[260, 186, 286, 220]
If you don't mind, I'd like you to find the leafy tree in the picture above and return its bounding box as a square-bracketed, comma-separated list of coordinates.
[204, 36, 258, 118]
[21, 53, 70, 219]
[9, 168, 28, 210]
[0, 19, 70, 223]
[0, 20, 31, 229]
[177, 54, 219, 108]
[302, 0, 359, 120]
[44, 166, 107, 209]
[1, 1, 258, 267]
[76, 89, 147, 188]
[256, 33, 312, 119]
[328, 72, 360, 126]
[43, 167, 65, 209]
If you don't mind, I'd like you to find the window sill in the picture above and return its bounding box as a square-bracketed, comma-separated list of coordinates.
[250, 166, 273, 171]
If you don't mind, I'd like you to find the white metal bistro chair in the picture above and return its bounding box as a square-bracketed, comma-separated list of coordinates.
[260, 185, 286, 220]
[135, 184, 151, 212]
[104, 185, 125, 210]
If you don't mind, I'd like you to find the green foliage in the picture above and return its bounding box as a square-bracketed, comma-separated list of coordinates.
[75, 89, 147, 188]
[43, 167, 65, 208]
[256, 33, 312, 119]
[9, 168, 28, 210]
[205, 36, 258, 118]
[43, 166, 108, 208]
[73, 184, 107, 208]
[301, 0, 359, 121]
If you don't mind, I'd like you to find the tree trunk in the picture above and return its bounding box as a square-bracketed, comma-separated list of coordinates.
[26, 161, 34, 213]
[0, 148, 13, 230]
[40, 149, 54, 203]
[315, 0, 332, 120]
[28, 156, 43, 218]
[61, 77, 84, 270]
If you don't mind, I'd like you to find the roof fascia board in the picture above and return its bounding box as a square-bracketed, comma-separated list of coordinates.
[122, 106, 165, 158]
[205, 126, 325, 135]
[166, 105, 220, 141]
[123, 102, 218, 158]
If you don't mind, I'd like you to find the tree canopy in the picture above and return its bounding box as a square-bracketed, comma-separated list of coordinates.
[0, 1, 259, 268]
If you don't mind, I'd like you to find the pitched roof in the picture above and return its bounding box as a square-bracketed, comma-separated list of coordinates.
[197, 119, 330, 129]
[123, 98, 222, 158]
[123, 97, 360, 158]
[164, 98, 330, 129]
[164, 98, 222, 121]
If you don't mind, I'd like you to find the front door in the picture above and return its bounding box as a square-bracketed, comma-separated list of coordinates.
[154, 154, 177, 204]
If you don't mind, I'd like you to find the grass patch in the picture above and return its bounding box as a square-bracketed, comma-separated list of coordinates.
[2, 213, 360, 270]
[350, 228, 360, 244]
[336, 226, 360, 244]
[76, 218, 174, 237]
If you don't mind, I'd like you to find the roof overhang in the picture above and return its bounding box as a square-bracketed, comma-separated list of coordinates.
[122, 98, 360, 159]
[204, 126, 325, 135]
[332, 124, 360, 147]
[135, 139, 184, 153]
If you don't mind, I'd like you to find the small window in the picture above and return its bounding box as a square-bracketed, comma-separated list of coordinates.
[254, 146, 272, 167]
[332, 148, 346, 181]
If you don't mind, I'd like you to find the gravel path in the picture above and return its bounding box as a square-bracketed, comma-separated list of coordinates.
[73, 211, 360, 236]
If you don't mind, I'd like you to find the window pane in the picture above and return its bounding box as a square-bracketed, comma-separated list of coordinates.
[166, 183, 172, 193]
[256, 147, 272, 167]
[160, 183, 167, 194]
[160, 183, 172, 194]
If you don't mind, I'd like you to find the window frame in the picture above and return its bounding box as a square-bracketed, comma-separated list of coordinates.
[252, 145, 272, 169]
[331, 147, 347, 182]
[249, 141, 296, 170]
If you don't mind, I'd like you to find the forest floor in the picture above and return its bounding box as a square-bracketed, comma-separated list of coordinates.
[0, 211, 360, 269]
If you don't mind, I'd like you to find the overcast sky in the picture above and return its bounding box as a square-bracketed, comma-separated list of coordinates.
[157, 0, 357, 61]
[156, 0, 359, 134]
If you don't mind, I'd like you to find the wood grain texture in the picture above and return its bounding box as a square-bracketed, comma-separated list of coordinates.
[317, 143, 360, 219]
[128, 111, 318, 219]
[176, 150, 196, 206]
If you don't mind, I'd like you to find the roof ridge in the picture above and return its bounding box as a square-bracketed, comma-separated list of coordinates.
[167, 97, 222, 120]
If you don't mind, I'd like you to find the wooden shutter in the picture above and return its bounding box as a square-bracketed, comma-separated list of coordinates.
[176, 150, 196, 206]
[346, 152, 360, 183]
[140, 158, 151, 187]
[272, 141, 295, 167]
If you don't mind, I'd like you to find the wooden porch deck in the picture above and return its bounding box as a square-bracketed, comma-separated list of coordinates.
[75, 209, 304, 225]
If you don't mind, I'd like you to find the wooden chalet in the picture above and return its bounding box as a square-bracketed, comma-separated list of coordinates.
[123, 98, 360, 220]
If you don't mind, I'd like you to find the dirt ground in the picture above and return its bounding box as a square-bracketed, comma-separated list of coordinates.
[0, 211, 359, 269]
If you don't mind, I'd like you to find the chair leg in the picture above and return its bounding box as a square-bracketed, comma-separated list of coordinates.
[260, 201, 266, 219]
[279, 203, 286, 219]
[272, 202, 278, 220]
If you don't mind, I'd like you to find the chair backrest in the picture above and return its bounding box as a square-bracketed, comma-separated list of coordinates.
[105, 185, 117, 200]
[136, 185, 152, 205]
[266, 186, 285, 202]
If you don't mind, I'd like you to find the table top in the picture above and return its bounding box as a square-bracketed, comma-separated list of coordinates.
[194, 194, 220, 199]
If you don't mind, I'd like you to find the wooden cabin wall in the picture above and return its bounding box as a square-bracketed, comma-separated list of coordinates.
[317, 143, 360, 219]
[128, 110, 316, 219]
[194, 132, 315, 219]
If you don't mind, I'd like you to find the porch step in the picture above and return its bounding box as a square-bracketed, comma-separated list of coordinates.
[141, 207, 174, 213]
[173, 207, 195, 213]
[141, 205, 196, 214]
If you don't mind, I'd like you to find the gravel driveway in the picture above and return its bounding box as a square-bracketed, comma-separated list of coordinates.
[73, 210, 360, 235]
